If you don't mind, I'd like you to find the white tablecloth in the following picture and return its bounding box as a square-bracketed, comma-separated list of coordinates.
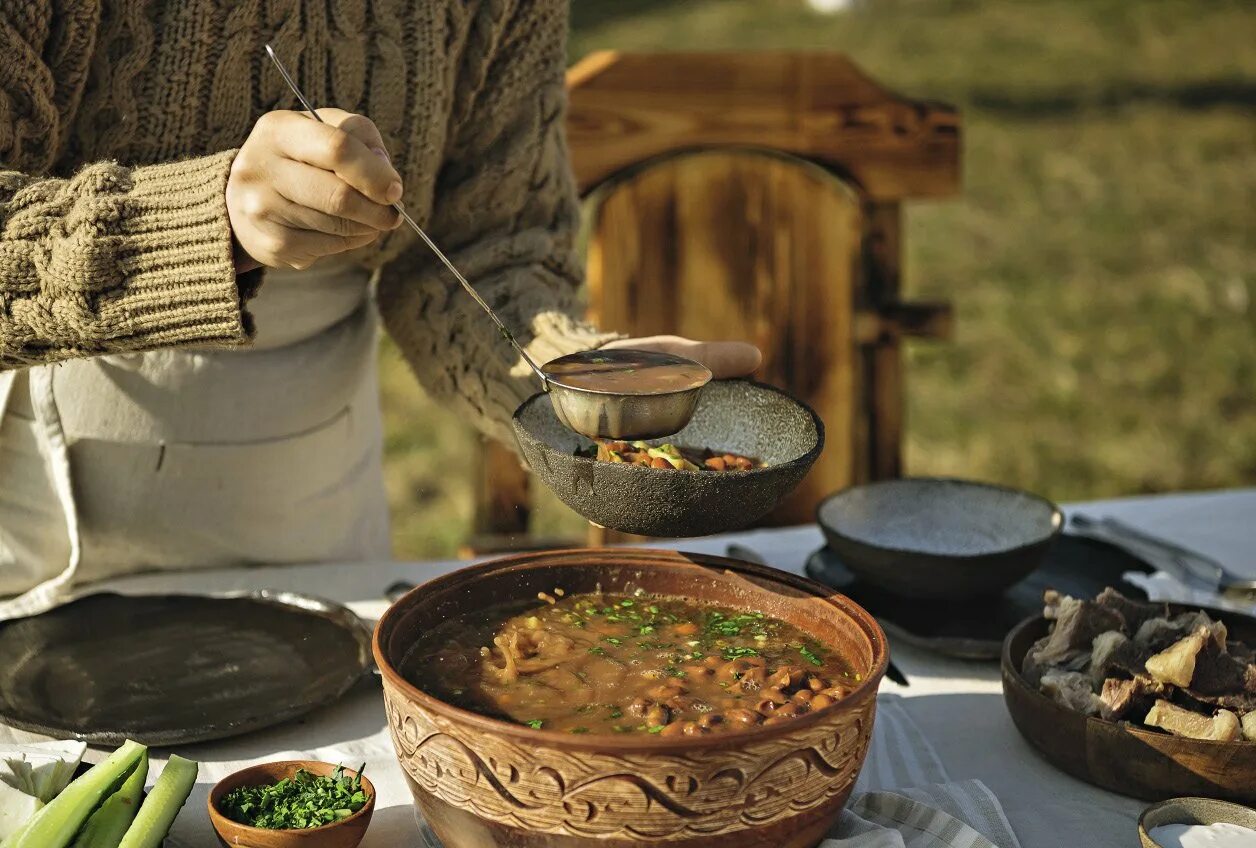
[4, 487, 1254, 847]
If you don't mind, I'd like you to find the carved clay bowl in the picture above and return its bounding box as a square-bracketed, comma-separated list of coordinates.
[374, 548, 888, 848]
[512, 380, 824, 538]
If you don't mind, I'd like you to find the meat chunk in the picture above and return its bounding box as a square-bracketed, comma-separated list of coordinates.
[1090, 630, 1150, 683]
[1033, 595, 1124, 666]
[1144, 699, 1242, 742]
[1191, 638, 1256, 697]
[1134, 611, 1221, 654]
[1094, 587, 1167, 633]
[1145, 629, 1209, 688]
[1243, 712, 1256, 742]
[1099, 675, 1164, 722]
[1040, 670, 1103, 717]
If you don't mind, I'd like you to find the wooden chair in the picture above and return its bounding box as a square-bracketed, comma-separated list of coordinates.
[464, 52, 959, 556]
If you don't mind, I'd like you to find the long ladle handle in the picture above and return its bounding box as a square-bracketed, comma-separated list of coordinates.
[264, 44, 549, 390]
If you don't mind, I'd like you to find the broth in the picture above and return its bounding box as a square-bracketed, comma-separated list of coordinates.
[402, 592, 857, 736]
[542, 350, 710, 395]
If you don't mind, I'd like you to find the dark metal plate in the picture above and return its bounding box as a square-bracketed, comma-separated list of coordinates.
[0, 591, 372, 745]
[805, 533, 1152, 660]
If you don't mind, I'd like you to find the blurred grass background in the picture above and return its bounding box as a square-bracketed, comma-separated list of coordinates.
[380, 0, 1256, 559]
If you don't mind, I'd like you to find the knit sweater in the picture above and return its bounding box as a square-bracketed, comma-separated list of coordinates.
[0, 0, 617, 443]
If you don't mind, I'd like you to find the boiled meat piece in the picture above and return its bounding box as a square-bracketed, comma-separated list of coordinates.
[1099, 675, 1164, 722]
[1040, 670, 1103, 717]
[1243, 712, 1256, 742]
[1090, 630, 1149, 683]
[1191, 638, 1256, 697]
[1145, 628, 1209, 688]
[1144, 699, 1242, 742]
[1034, 595, 1124, 665]
[1095, 587, 1167, 633]
[1134, 611, 1222, 654]
[1179, 687, 1256, 714]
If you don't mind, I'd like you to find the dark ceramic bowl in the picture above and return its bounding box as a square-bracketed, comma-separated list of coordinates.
[1139, 798, 1256, 847]
[512, 380, 824, 538]
[816, 478, 1062, 600]
[208, 761, 375, 848]
[374, 548, 887, 848]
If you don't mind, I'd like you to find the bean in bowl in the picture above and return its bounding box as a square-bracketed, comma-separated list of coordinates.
[401, 592, 856, 736]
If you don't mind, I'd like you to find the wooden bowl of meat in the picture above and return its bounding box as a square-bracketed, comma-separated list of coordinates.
[374, 548, 887, 848]
[512, 380, 823, 538]
[1002, 587, 1256, 804]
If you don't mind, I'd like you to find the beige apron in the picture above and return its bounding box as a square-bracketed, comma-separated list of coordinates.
[0, 261, 391, 619]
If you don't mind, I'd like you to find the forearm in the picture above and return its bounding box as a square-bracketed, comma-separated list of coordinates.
[0, 151, 260, 369]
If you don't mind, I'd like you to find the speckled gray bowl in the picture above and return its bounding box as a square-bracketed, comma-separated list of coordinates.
[512, 380, 823, 538]
[817, 478, 1062, 600]
[1139, 798, 1256, 847]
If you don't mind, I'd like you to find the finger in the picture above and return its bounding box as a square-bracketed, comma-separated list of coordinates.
[317, 108, 391, 161]
[266, 191, 380, 238]
[268, 157, 400, 231]
[690, 340, 762, 378]
[262, 110, 402, 204]
[254, 221, 379, 270]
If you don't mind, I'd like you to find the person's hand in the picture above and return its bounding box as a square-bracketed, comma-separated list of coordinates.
[602, 335, 762, 378]
[226, 108, 403, 272]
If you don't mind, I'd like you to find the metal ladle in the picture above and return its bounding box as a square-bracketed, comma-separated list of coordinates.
[265, 45, 708, 440]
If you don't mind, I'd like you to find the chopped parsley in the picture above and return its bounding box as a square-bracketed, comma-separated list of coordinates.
[721, 646, 760, 660]
[799, 645, 824, 667]
[527, 719, 544, 729]
[219, 764, 370, 830]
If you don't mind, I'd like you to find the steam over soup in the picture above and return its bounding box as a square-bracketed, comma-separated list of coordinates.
[402, 592, 857, 736]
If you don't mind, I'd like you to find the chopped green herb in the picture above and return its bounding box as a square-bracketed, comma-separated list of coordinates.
[570, 727, 589, 734]
[620, 600, 634, 607]
[647, 605, 660, 614]
[664, 665, 686, 679]
[219, 764, 369, 830]
[603, 636, 623, 646]
[588, 646, 607, 656]
[527, 719, 544, 729]
[799, 645, 824, 667]
[647, 725, 665, 734]
[638, 624, 655, 635]
[721, 646, 760, 660]
[608, 707, 623, 719]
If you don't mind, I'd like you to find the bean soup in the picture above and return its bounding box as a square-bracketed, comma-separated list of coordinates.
[402, 592, 857, 737]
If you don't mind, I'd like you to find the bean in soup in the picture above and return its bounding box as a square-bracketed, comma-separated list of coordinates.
[402, 593, 858, 736]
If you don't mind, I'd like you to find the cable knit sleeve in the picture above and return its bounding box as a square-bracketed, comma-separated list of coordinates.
[0, 8, 259, 370]
[375, 0, 621, 445]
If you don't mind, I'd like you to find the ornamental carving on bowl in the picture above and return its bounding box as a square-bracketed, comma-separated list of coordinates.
[382, 678, 875, 840]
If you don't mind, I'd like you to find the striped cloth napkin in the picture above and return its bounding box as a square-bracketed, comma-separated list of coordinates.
[418, 694, 1021, 848]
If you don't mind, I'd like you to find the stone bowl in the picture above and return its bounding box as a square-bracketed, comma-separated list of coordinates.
[1138, 797, 1256, 847]
[511, 380, 824, 538]
[374, 548, 888, 848]
[817, 478, 1062, 600]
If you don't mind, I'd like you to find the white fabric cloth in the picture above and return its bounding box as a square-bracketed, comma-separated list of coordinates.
[1, 489, 1251, 848]
[0, 263, 392, 620]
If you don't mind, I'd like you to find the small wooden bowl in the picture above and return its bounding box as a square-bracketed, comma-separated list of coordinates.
[208, 761, 375, 848]
[1138, 797, 1256, 847]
